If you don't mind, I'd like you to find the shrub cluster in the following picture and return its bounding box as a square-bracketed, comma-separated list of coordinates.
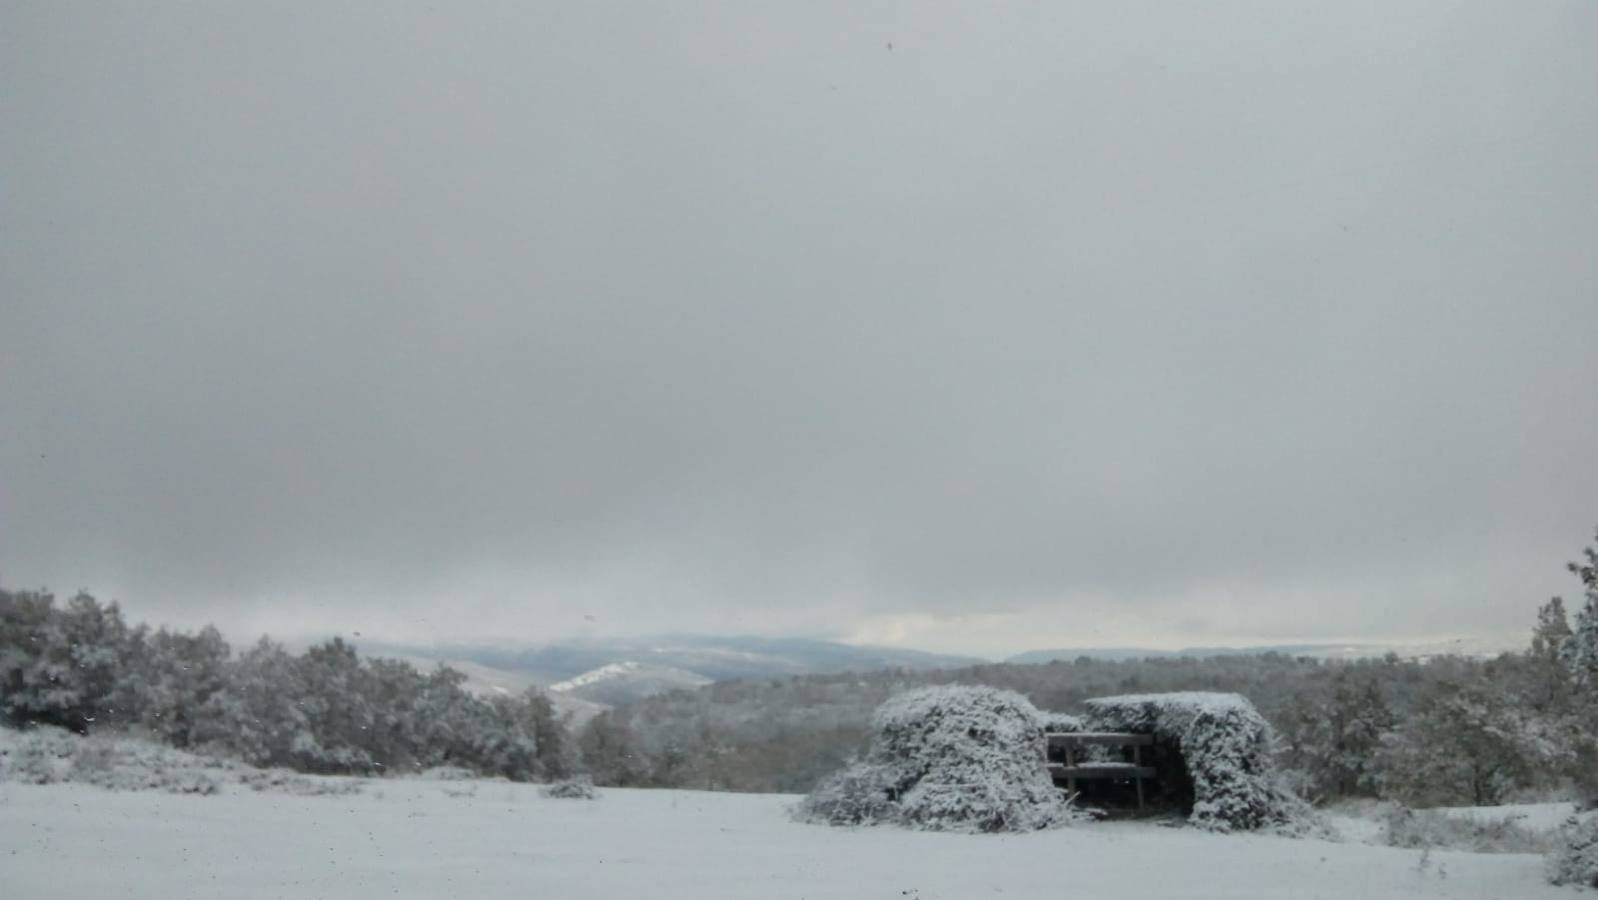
[798, 685, 1072, 833]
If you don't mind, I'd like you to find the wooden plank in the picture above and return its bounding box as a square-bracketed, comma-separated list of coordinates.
[1134, 742, 1145, 811]
[1046, 732, 1154, 747]
[1046, 764, 1157, 779]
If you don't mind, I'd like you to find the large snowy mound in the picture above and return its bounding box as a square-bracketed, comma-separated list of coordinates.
[1082, 692, 1299, 832]
[797, 685, 1071, 833]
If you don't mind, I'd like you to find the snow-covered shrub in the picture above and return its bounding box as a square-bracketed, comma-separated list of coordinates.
[235, 767, 363, 796]
[1, 725, 221, 793]
[797, 685, 1072, 833]
[417, 765, 477, 781]
[1082, 692, 1301, 832]
[541, 774, 599, 799]
[1041, 711, 1084, 735]
[1384, 805, 1553, 854]
[0, 724, 360, 796]
[1548, 814, 1598, 887]
[0, 724, 76, 784]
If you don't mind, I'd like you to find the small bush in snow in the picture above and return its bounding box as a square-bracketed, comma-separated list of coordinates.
[1083, 692, 1304, 832]
[1548, 814, 1598, 887]
[541, 775, 599, 799]
[797, 685, 1072, 833]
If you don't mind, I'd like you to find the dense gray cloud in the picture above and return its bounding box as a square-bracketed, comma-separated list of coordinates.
[3, 2, 1596, 655]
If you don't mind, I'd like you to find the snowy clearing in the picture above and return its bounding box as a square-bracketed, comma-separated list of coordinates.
[0, 780, 1572, 899]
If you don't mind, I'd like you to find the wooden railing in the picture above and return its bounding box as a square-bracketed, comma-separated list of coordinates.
[1044, 732, 1154, 811]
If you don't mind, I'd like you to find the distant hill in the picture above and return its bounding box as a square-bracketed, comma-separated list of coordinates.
[1008, 636, 1518, 665]
[547, 660, 712, 706]
[376, 635, 981, 682]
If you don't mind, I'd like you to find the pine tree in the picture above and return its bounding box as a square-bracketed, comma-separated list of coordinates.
[117, 625, 231, 746]
[194, 637, 312, 767]
[1527, 597, 1576, 712]
[0, 591, 131, 731]
[1534, 597, 1573, 659]
[1378, 680, 1542, 806]
[1560, 528, 1598, 687]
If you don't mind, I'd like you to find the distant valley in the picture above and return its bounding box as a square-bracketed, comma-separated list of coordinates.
[365, 632, 1516, 722]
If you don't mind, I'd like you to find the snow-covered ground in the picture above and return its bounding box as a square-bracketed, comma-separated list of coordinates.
[0, 779, 1572, 899]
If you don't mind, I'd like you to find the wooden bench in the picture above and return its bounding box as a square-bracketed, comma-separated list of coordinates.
[1045, 732, 1155, 811]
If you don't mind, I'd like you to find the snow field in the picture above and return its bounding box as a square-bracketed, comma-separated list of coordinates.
[0, 779, 1573, 900]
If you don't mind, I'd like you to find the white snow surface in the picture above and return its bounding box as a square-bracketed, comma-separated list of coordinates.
[0, 779, 1572, 899]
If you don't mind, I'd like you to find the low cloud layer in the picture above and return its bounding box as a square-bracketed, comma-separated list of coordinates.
[4, 2, 1596, 655]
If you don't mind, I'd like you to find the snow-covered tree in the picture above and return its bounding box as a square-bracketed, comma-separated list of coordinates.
[193, 637, 312, 768]
[1377, 680, 1552, 807]
[115, 625, 231, 746]
[1279, 675, 1395, 801]
[0, 590, 131, 732]
[1533, 597, 1573, 660]
[578, 711, 650, 787]
[1559, 527, 1598, 687]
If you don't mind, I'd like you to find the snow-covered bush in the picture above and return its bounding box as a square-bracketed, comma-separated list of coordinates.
[1040, 711, 1084, 734]
[1083, 692, 1301, 832]
[1548, 814, 1598, 887]
[1, 725, 220, 793]
[418, 765, 477, 781]
[541, 774, 599, 799]
[797, 685, 1072, 833]
[0, 724, 360, 796]
[1384, 805, 1553, 854]
[235, 767, 364, 796]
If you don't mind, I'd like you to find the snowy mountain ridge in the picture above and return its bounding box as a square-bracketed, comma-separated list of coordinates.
[548, 661, 649, 692]
[546, 660, 713, 706]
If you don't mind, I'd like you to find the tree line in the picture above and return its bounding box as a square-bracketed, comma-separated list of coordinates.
[0, 590, 577, 781]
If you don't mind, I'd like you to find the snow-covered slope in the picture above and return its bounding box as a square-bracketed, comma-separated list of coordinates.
[548, 660, 712, 706]
[0, 779, 1571, 899]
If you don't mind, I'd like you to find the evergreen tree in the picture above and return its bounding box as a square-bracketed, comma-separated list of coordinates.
[117, 625, 231, 746]
[1527, 597, 1575, 712]
[1533, 597, 1573, 659]
[1378, 680, 1544, 806]
[1559, 529, 1598, 688]
[194, 637, 312, 767]
[579, 711, 649, 786]
[0, 591, 131, 731]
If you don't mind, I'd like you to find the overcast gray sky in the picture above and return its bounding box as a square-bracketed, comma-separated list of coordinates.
[3, 1, 1596, 657]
